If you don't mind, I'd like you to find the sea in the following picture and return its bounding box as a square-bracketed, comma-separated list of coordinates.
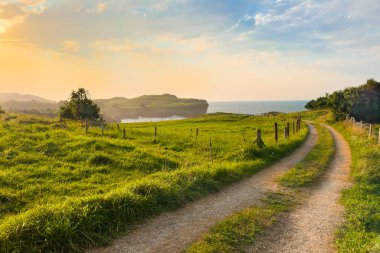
[207, 100, 308, 115]
[121, 100, 308, 123]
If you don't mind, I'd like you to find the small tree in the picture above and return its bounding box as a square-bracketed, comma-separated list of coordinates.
[60, 88, 101, 123]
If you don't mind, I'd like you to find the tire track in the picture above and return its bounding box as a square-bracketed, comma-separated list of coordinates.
[247, 124, 351, 253]
[90, 125, 318, 253]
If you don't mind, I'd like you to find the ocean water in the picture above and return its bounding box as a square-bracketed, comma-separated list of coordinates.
[121, 115, 186, 123]
[121, 100, 308, 123]
[208, 100, 308, 115]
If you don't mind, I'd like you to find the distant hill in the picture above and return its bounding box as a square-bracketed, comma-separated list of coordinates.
[0, 93, 209, 122]
[0, 93, 58, 117]
[0, 92, 55, 103]
[95, 94, 209, 122]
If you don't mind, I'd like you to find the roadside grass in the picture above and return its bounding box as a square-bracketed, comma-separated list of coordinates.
[186, 122, 336, 252]
[186, 192, 294, 253]
[333, 121, 380, 253]
[0, 112, 308, 252]
[302, 110, 380, 252]
[278, 123, 335, 188]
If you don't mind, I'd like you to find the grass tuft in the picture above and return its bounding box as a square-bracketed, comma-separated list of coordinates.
[89, 153, 115, 166]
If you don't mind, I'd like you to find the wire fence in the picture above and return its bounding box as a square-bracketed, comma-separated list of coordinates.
[348, 116, 380, 144]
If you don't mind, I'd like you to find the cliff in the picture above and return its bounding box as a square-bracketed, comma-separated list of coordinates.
[95, 94, 209, 122]
[0, 93, 209, 122]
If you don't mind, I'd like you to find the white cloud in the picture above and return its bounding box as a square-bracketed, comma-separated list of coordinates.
[0, 3, 26, 33]
[61, 40, 80, 52]
[90, 35, 214, 56]
[226, 0, 380, 57]
[17, 0, 46, 7]
[134, 9, 147, 17]
[152, 0, 170, 11]
[0, 0, 46, 33]
[225, 14, 253, 32]
[86, 2, 107, 14]
[90, 39, 141, 53]
[254, 13, 275, 25]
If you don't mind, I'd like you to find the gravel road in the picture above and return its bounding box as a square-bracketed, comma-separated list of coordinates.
[90, 124, 317, 253]
[247, 124, 351, 253]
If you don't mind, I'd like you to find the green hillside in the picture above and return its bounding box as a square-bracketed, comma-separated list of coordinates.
[0, 93, 209, 122]
[95, 94, 209, 122]
[0, 112, 307, 252]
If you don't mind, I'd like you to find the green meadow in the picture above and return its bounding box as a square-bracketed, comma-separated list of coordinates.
[0, 113, 308, 252]
[334, 121, 380, 252]
[186, 120, 336, 253]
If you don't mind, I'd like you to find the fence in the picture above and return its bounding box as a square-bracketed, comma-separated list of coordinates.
[348, 116, 380, 144]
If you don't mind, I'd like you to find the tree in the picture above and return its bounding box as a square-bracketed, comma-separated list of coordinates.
[60, 88, 101, 122]
[328, 90, 350, 121]
[305, 94, 329, 110]
[306, 79, 380, 123]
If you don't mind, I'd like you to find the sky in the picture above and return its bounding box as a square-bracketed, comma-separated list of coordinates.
[0, 0, 379, 101]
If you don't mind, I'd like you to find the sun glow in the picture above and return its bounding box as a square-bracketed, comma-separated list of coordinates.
[0, 0, 379, 101]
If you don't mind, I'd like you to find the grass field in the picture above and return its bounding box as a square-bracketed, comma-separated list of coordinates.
[301, 111, 380, 252]
[0, 112, 308, 252]
[186, 121, 336, 253]
[334, 121, 380, 252]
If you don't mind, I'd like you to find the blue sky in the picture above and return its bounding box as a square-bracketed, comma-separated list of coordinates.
[0, 0, 379, 100]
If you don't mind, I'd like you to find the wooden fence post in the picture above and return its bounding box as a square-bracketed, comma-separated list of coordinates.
[298, 114, 302, 131]
[254, 129, 265, 147]
[154, 126, 157, 137]
[369, 124, 373, 139]
[195, 128, 199, 144]
[299, 118, 301, 132]
[274, 122, 278, 143]
[297, 116, 301, 131]
[122, 128, 126, 139]
[292, 121, 295, 134]
[286, 122, 290, 137]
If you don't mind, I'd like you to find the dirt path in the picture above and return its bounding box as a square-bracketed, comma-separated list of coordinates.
[90, 125, 317, 253]
[247, 124, 351, 253]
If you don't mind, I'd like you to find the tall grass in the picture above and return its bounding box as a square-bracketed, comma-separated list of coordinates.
[186, 122, 336, 252]
[334, 121, 380, 253]
[0, 113, 308, 252]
